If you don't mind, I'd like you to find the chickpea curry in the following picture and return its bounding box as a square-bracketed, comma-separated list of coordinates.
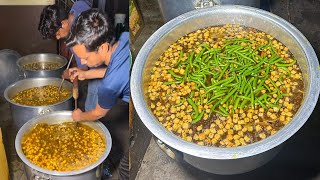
[23, 62, 62, 71]
[11, 85, 71, 106]
[21, 122, 106, 171]
[147, 24, 304, 147]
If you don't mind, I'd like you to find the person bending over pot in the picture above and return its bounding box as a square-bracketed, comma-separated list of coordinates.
[66, 9, 130, 180]
[38, 1, 107, 111]
[66, 8, 130, 121]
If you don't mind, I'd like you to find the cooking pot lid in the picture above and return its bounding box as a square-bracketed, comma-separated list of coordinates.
[0, 49, 23, 101]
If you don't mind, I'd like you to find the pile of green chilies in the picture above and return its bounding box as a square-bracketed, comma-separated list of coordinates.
[165, 38, 295, 123]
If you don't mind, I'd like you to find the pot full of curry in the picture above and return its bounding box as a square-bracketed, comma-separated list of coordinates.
[4, 77, 73, 131]
[15, 111, 112, 180]
[131, 5, 320, 174]
[17, 53, 67, 78]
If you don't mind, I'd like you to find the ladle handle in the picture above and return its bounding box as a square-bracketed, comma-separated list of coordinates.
[58, 78, 65, 92]
[58, 54, 74, 92]
[66, 54, 74, 70]
[72, 71, 79, 109]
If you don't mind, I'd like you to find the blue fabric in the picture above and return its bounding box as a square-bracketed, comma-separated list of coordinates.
[98, 32, 130, 109]
[69, 0, 90, 68]
[85, 79, 101, 111]
[69, 0, 90, 24]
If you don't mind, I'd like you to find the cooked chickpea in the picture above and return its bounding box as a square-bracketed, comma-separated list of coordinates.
[22, 122, 105, 171]
[147, 24, 304, 148]
[11, 85, 71, 106]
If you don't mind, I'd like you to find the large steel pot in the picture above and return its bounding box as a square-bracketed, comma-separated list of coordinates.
[4, 77, 73, 131]
[158, 0, 260, 22]
[17, 53, 67, 78]
[131, 5, 320, 174]
[15, 111, 112, 180]
[0, 49, 23, 100]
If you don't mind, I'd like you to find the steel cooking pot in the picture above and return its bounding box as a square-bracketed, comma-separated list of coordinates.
[15, 111, 112, 180]
[4, 77, 73, 131]
[0, 49, 23, 100]
[157, 0, 260, 22]
[131, 5, 320, 174]
[17, 53, 67, 78]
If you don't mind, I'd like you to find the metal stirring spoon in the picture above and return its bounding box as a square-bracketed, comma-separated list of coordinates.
[58, 54, 74, 92]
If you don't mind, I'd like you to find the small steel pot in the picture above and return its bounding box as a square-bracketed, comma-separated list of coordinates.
[131, 5, 320, 174]
[4, 77, 73, 131]
[17, 53, 67, 78]
[15, 111, 112, 180]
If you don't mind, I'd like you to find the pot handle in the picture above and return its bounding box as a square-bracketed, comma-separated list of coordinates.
[194, 0, 219, 9]
[30, 169, 51, 180]
[18, 65, 27, 79]
[96, 163, 103, 178]
[23, 71, 27, 79]
[155, 137, 183, 161]
[38, 108, 52, 115]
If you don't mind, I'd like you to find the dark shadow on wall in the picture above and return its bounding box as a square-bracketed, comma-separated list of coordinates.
[0, 6, 57, 56]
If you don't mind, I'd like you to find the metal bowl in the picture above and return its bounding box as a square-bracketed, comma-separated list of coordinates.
[4, 77, 73, 130]
[131, 5, 320, 174]
[0, 49, 23, 100]
[17, 53, 67, 78]
[157, 0, 260, 22]
[15, 111, 112, 179]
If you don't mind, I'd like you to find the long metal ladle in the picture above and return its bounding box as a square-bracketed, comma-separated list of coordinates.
[58, 54, 74, 92]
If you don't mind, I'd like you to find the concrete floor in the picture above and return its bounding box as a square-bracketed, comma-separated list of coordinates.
[129, 0, 164, 178]
[131, 0, 320, 180]
[135, 138, 191, 180]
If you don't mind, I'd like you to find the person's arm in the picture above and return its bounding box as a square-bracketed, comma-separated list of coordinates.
[72, 103, 109, 121]
[69, 67, 107, 81]
[62, 65, 88, 79]
[83, 68, 107, 79]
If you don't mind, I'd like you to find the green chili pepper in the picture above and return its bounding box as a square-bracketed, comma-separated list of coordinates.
[187, 98, 199, 119]
[168, 69, 183, 80]
[192, 111, 205, 124]
[275, 59, 297, 67]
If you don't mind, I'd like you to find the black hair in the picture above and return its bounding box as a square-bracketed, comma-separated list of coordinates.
[38, 5, 68, 39]
[65, 8, 116, 52]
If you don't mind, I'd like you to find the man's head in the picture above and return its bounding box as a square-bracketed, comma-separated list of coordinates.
[55, 13, 74, 40]
[38, 1, 90, 40]
[38, 5, 67, 39]
[66, 9, 116, 67]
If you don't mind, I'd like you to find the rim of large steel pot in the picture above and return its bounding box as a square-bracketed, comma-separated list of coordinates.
[16, 53, 67, 72]
[15, 111, 112, 176]
[4, 77, 72, 108]
[131, 5, 320, 159]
